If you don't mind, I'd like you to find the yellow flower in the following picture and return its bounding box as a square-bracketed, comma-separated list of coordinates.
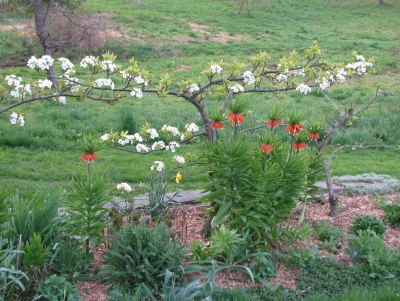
[175, 172, 182, 184]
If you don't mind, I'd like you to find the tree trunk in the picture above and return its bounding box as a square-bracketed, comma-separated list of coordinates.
[377, 0, 383, 4]
[33, 0, 59, 87]
[323, 160, 338, 217]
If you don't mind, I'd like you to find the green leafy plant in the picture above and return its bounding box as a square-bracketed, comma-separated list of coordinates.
[349, 215, 386, 236]
[367, 248, 400, 280]
[0, 237, 28, 301]
[107, 284, 143, 301]
[21, 233, 51, 272]
[0, 190, 12, 236]
[346, 229, 385, 264]
[315, 221, 343, 243]
[100, 221, 187, 296]
[190, 241, 209, 262]
[35, 274, 82, 301]
[65, 173, 110, 256]
[148, 174, 178, 220]
[382, 201, 400, 226]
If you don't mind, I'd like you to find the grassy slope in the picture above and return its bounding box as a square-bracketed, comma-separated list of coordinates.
[0, 0, 399, 197]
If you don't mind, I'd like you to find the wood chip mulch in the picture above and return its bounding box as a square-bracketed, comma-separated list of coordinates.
[77, 191, 400, 299]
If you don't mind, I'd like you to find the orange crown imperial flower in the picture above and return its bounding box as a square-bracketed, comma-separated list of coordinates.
[81, 152, 98, 163]
[286, 123, 303, 135]
[308, 133, 320, 140]
[267, 119, 282, 128]
[260, 144, 273, 154]
[292, 142, 307, 150]
[228, 112, 244, 125]
[211, 121, 224, 129]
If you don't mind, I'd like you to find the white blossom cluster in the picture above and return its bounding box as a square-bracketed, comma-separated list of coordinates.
[6, 75, 32, 98]
[185, 123, 199, 133]
[94, 78, 115, 90]
[151, 141, 165, 150]
[37, 79, 53, 89]
[150, 161, 165, 172]
[10, 112, 25, 126]
[346, 55, 373, 75]
[243, 71, 255, 85]
[80, 56, 97, 68]
[276, 74, 287, 83]
[53, 95, 66, 104]
[166, 141, 180, 152]
[173, 155, 185, 164]
[293, 68, 305, 77]
[336, 68, 347, 83]
[296, 84, 312, 95]
[146, 128, 159, 139]
[117, 182, 132, 193]
[64, 75, 80, 93]
[210, 64, 222, 75]
[27, 55, 54, 70]
[120, 70, 132, 79]
[101, 60, 117, 72]
[187, 84, 199, 93]
[318, 77, 330, 90]
[58, 58, 75, 72]
[136, 143, 150, 153]
[162, 125, 180, 137]
[100, 133, 110, 141]
[134, 75, 148, 85]
[230, 84, 244, 93]
[130, 88, 143, 99]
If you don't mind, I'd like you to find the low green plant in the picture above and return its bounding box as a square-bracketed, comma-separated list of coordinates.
[315, 221, 343, 243]
[279, 246, 320, 269]
[190, 241, 209, 262]
[65, 173, 110, 256]
[100, 221, 187, 296]
[148, 174, 178, 220]
[21, 233, 51, 272]
[346, 229, 385, 264]
[367, 248, 400, 280]
[107, 284, 143, 301]
[35, 274, 82, 301]
[0, 238, 28, 301]
[349, 215, 386, 236]
[382, 201, 400, 226]
[0, 190, 12, 236]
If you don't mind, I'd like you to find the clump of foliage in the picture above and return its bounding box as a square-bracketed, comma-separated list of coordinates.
[35, 274, 82, 301]
[349, 215, 386, 236]
[100, 221, 187, 296]
[346, 229, 385, 264]
[315, 221, 343, 243]
[382, 201, 400, 226]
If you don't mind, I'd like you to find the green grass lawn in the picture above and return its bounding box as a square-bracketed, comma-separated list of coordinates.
[0, 0, 399, 198]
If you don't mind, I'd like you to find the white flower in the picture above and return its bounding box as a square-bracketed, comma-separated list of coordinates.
[80, 56, 97, 68]
[296, 84, 312, 95]
[37, 79, 53, 89]
[100, 134, 109, 141]
[166, 141, 180, 152]
[136, 143, 150, 153]
[243, 71, 255, 85]
[27, 55, 54, 70]
[123, 133, 143, 144]
[318, 78, 330, 90]
[346, 55, 373, 75]
[187, 84, 199, 93]
[162, 125, 180, 137]
[53, 95, 66, 104]
[10, 112, 25, 126]
[150, 161, 165, 172]
[130, 88, 143, 99]
[210, 64, 222, 75]
[134, 75, 146, 85]
[120, 70, 132, 79]
[5, 75, 22, 87]
[146, 128, 159, 139]
[173, 155, 185, 164]
[185, 123, 199, 133]
[94, 78, 115, 90]
[117, 182, 132, 193]
[101, 60, 117, 72]
[230, 84, 244, 93]
[151, 141, 165, 150]
[293, 68, 305, 77]
[58, 57, 75, 71]
[276, 74, 287, 83]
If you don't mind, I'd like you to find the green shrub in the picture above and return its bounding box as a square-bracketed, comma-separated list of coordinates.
[100, 221, 187, 296]
[382, 202, 400, 226]
[346, 229, 385, 264]
[315, 221, 343, 243]
[367, 248, 400, 280]
[35, 274, 82, 301]
[349, 215, 386, 236]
